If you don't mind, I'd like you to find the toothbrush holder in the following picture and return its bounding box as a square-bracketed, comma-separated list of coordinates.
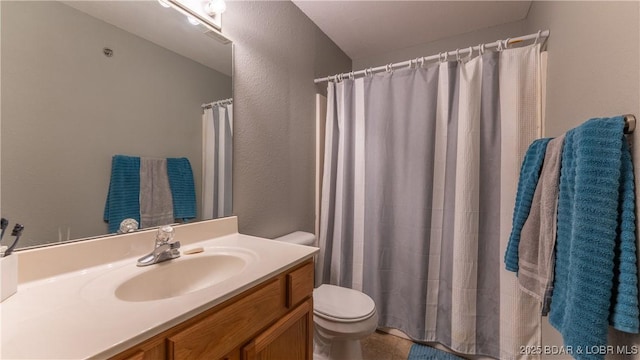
[1, 253, 18, 302]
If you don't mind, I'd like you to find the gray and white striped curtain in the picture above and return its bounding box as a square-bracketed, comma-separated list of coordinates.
[318, 45, 546, 359]
[202, 101, 233, 219]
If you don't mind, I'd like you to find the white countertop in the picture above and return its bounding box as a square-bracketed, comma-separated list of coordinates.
[0, 232, 318, 359]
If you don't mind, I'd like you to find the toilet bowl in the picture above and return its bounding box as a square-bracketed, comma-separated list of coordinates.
[274, 232, 378, 360]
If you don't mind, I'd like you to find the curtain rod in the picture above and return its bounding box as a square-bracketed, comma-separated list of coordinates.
[314, 29, 550, 84]
[202, 98, 233, 109]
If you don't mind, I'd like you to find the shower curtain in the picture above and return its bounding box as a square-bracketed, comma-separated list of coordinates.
[318, 45, 545, 359]
[202, 101, 233, 219]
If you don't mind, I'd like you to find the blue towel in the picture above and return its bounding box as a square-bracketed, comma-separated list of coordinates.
[167, 157, 196, 221]
[504, 138, 552, 272]
[104, 155, 141, 233]
[549, 117, 639, 360]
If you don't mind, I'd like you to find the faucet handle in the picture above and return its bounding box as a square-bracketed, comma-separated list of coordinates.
[118, 218, 139, 234]
[156, 225, 175, 245]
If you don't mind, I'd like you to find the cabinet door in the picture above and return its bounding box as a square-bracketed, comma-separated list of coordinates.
[167, 278, 286, 360]
[243, 299, 313, 360]
[109, 340, 165, 360]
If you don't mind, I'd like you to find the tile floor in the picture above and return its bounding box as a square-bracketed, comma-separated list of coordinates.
[361, 330, 414, 360]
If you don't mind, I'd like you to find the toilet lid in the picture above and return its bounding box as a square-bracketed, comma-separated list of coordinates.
[313, 284, 376, 322]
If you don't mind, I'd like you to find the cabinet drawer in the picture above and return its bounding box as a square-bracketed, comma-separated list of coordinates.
[109, 337, 165, 360]
[121, 351, 144, 360]
[167, 278, 286, 360]
[286, 260, 314, 308]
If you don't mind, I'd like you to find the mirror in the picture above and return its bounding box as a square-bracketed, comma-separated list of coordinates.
[1, 0, 233, 249]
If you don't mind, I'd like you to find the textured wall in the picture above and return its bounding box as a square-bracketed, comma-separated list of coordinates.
[525, 1, 639, 137]
[223, 1, 351, 238]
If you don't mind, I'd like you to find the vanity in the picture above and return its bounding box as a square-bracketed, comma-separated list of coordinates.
[0, 217, 318, 359]
[112, 259, 314, 360]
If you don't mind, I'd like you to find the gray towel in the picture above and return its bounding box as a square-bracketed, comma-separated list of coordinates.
[140, 158, 174, 229]
[517, 134, 564, 315]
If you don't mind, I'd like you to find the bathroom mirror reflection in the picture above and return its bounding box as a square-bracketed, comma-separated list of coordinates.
[1, 0, 233, 249]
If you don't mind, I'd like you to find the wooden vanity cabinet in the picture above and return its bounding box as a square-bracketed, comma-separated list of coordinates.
[110, 259, 314, 360]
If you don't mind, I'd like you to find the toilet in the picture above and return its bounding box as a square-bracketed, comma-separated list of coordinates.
[274, 232, 378, 360]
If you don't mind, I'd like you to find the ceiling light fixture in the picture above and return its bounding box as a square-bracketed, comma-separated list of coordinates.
[157, 0, 171, 8]
[204, 0, 226, 16]
[165, 0, 223, 31]
[160, 0, 230, 44]
[187, 16, 200, 25]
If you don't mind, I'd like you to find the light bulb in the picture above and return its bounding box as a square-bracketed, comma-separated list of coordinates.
[205, 0, 226, 15]
[187, 16, 200, 25]
[157, 0, 171, 8]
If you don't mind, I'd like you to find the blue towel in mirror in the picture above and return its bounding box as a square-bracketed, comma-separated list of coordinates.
[167, 157, 196, 222]
[104, 155, 141, 233]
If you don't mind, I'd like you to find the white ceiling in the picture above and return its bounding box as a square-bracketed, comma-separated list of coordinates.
[63, 1, 232, 76]
[292, 1, 532, 60]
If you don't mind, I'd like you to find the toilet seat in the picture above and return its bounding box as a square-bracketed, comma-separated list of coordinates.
[313, 284, 376, 323]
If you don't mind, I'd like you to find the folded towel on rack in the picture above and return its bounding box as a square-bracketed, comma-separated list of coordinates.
[140, 158, 174, 229]
[517, 134, 564, 315]
[504, 137, 551, 272]
[104, 155, 140, 233]
[167, 157, 196, 221]
[549, 117, 639, 360]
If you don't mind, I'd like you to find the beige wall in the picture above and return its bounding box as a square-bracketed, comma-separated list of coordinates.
[523, 1, 640, 356]
[223, 1, 351, 238]
[1, 1, 231, 247]
[526, 1, 640, 138]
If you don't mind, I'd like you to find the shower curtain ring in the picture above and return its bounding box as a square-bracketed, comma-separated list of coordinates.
[466, 46, 473, 60]
[386, 63, 393, 73]
[534, 30, 542, 44]
[420, 56, 425, 67]
[479, 43, 485, 55]
[455, 48, 460, 62]
[504, 38, 511, 49]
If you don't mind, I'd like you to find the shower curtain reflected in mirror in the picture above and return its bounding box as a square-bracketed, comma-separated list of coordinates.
[318, 45, 546, 358]
[203, 99, 233, 219]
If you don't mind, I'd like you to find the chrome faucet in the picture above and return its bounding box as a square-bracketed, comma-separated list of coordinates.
[137, 225, 181, 267]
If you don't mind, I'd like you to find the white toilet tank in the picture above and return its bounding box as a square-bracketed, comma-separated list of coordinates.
[274, 231, 316, 246]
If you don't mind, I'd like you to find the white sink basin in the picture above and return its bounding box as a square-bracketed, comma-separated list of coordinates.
[81, 247, 258, 303]
[116, 254, 247, 302]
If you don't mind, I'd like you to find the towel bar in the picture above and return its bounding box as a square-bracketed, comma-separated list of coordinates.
[624, 114, 635, 134]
